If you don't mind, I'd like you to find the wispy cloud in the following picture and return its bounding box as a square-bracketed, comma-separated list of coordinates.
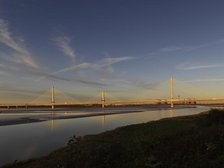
[149, 39, 224, 56]
[185, 78, 224, 83]
[49, 31, 145, 88]
[149, 46, 191, 56]
[36, 55, 139, 87]
[54, 36, 76, 62]
[0, 23, 104, 87]
[0, 19, 38, 68]
[54, 62, 93, 74]
[160, 46, 188, 52]
[99, 56, 135, 67]
[0, 59, 106, 86]
[54, 56, 135, 74]
[176, 63, 224, 70]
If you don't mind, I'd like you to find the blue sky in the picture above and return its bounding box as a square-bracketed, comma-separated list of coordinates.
[1, 0, 224, 103]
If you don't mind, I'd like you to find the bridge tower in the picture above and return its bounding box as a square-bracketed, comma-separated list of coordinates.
[101, 90, 106, 109]
[51, 86, 55, 109]
[170, 76, 174, 108]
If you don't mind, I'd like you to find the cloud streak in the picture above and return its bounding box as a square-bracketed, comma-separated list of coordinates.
[0, 21, 154, 91]
[185, 78, 224, 83]
[36, 55, 141, 88]
[99, 57, 135, 67]
[0, 23, 105, 87]
[176, 63, 224, 70]
[149, 39, 224, 56]
[54, 36, 76, 62]
[55, 56, 135, 74]
[0, 60, 106, 86]
[0, 19, 38, 68]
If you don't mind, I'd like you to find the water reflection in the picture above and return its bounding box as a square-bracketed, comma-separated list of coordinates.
[169, 109, 176, 117]
[50, 111, 55, 130]
[100, 115, 106, 127]
[98, 107, 106, 128]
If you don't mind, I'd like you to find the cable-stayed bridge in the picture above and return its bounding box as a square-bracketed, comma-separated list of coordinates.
[0, 77, 224, 109]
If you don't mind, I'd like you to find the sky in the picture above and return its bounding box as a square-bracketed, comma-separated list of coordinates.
[1, 0, 224, 103]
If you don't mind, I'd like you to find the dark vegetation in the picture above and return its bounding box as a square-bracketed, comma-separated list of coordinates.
[2, 109, 224, 168]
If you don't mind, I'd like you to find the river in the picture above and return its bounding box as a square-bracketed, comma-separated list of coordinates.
[0, 106, 210, 166]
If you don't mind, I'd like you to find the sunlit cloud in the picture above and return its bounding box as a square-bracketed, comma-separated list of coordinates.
[176, 63, 224, 70]
[0, 19, 38, 68]
[54, 36, 76, 62]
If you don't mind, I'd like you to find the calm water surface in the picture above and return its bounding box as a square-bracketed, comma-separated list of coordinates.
[0, 106, 210, 166]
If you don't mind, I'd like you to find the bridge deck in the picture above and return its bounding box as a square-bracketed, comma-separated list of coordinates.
[0, 98, 224, 108]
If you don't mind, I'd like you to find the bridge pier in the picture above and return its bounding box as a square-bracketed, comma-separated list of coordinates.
[170, 76, 174, 108]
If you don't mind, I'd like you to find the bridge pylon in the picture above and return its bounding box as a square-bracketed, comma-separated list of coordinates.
[170, 76, 174, 108]
[101, 90, 106, 109]
[51, 86, 55, 109]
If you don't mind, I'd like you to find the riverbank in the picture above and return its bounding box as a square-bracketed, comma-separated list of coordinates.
[2, 109, 224, 168]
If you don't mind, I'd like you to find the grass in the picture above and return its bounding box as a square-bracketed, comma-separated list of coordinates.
[2, 109, 224, 168]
